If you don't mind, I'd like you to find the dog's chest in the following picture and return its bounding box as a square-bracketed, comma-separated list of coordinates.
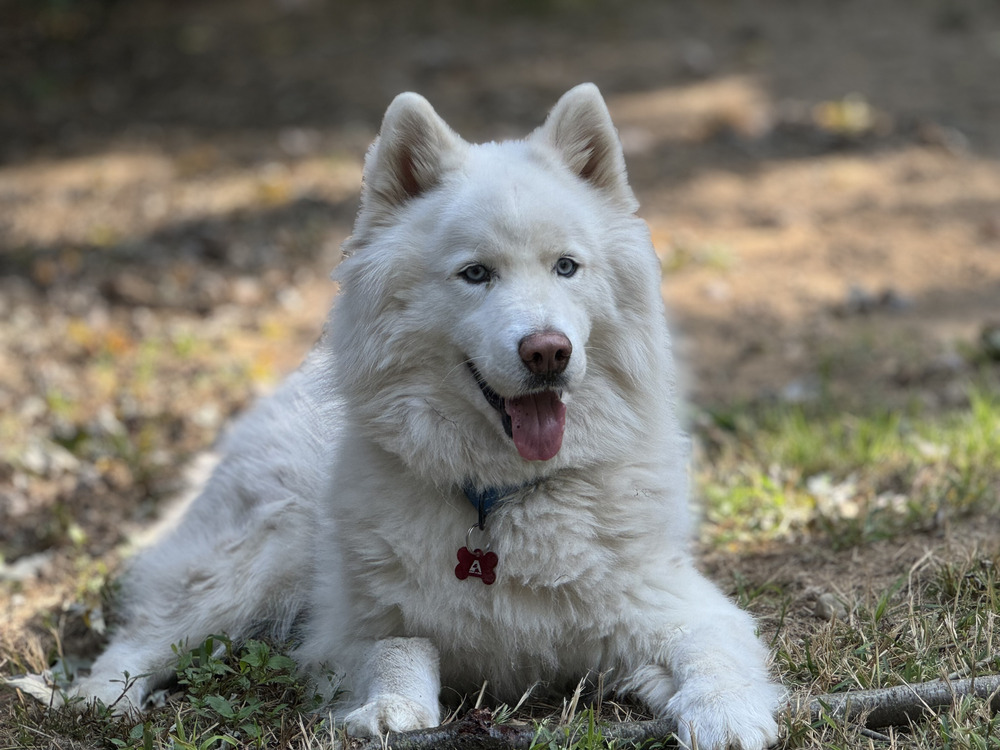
[334, 463, 653, 660]
[354, 497, 634, 638]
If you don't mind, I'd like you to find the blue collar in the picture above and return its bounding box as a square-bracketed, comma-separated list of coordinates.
[462, 483, 528, 530]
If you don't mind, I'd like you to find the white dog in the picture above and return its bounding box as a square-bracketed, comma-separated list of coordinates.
[75, 84, 781, 749]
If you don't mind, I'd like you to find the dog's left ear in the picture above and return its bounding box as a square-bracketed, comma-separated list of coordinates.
[536, 83, 638, 212]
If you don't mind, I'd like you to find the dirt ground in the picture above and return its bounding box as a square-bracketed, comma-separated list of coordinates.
[2, 0, 1000, 735]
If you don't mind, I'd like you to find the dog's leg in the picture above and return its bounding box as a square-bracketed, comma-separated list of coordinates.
[72, 497, 313, 713]
[68, 631, 194, 714]
[341, 637, 441, 736]
[619, 568, 782, 750]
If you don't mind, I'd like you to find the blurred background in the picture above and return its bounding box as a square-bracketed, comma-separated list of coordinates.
[2, 0, 1000, 709]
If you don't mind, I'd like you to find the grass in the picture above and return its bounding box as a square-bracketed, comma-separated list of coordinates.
[692, 387, 1000, 749]
[2, 388, 999, 749]
[2, 636, 324, 750]
[773, 549, 1000, 749]
[697, 388, 1000, 549]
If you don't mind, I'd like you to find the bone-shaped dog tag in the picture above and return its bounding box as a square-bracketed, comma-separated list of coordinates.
[455, 546, 498, 585]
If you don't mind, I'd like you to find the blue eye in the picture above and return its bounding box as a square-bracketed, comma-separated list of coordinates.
[555, 257, 578, 277]
[459, 264, 492, 284]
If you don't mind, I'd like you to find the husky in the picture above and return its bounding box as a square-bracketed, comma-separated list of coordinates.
[74, 84, 781, 749]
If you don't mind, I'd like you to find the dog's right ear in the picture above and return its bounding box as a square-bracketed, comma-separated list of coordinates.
[357, 93, 467, 231]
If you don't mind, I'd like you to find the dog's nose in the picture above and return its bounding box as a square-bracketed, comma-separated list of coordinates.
[519, 332, 572, 376]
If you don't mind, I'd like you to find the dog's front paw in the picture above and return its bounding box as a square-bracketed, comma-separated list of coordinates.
[68, 674, 145, 716]
[667, 676, 781, 750]
[343, 693, 439, 736]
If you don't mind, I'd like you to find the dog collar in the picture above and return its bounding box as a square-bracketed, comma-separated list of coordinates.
[456, 482, 531, 587]
[462, 483, 525, 530]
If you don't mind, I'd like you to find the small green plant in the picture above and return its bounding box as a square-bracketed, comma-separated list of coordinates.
[2, 635, 324, 750]
[172, 634, 321, 748]
[109, 721, 155, 750]
[530, 707, 618, 750]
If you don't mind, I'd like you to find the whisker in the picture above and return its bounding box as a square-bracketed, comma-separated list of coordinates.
[442, 355, 490, 385]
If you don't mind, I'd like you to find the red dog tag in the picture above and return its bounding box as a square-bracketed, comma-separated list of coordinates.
[455, 547, 498, 585]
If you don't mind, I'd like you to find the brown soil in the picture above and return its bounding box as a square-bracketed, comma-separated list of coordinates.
[2, 0, 1000, 728]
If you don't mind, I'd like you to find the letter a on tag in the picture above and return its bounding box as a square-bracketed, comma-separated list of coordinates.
[455, 547, 498, 585]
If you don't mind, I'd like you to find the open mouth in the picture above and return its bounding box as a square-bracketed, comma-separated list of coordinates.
[467, 362, 567, 462]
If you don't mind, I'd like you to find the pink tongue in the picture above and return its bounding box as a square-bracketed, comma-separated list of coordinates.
[505, 391, 566, 461]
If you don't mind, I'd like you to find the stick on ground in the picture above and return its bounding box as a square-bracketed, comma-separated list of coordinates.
[350, 674, 1000, 750]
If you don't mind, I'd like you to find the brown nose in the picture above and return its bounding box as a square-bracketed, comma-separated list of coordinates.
[519, 331, 572, 376]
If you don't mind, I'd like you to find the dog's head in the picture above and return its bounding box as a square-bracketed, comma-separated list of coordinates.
[331, 85, 676, 483]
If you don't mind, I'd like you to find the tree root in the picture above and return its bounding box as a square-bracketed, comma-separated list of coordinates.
[350, 674, 1000, 749]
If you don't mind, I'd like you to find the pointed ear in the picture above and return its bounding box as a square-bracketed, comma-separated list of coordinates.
[357, 92, 467, 230]
[535, 83, 637, 211]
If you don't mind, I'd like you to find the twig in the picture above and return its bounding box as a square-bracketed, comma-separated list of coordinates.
[796, 674, 1000, 728]
[349, 674, 1000, 750]
[946, 652, 1000, 681]
[858, 726, 892, 743]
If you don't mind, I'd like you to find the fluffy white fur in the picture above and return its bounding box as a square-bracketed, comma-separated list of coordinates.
[74, 84, 781, 750]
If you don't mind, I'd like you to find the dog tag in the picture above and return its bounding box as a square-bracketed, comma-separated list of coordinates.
[455, 547, 498, 585]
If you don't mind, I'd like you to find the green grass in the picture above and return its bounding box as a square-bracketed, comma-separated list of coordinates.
[697, 388, 1000, 549]
[4, 636, 324, 750]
